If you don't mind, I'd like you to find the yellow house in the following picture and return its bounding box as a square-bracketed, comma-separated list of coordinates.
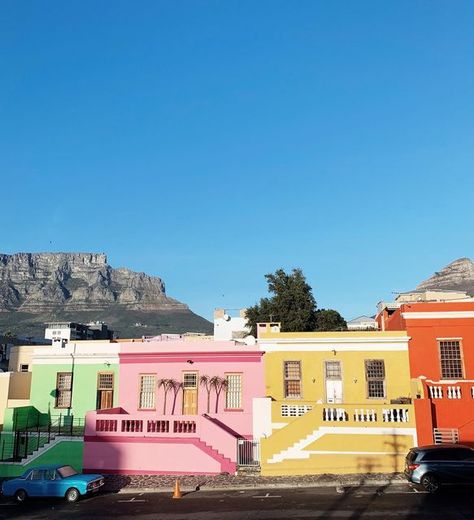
[255, 324, 416, 476]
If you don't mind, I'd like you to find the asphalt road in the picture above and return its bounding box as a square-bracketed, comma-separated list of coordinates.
[2, 484, 474, 520]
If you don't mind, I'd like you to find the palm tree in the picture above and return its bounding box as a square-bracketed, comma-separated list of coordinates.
[210, 376, 228, 413]
[158, 378, 176, 415]
[200, 375, 212, 413]
[170, 380, 183, 415]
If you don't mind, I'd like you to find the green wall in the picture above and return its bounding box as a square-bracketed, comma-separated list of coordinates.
[29, 363, 119, 420]
[0, 440, 84, 478]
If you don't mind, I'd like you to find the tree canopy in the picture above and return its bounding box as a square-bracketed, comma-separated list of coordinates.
[246, 268, 346, 335]
[314, 309, 347, 331]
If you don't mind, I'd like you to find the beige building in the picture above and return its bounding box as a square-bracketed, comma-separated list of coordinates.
[0, 372, 31, 425]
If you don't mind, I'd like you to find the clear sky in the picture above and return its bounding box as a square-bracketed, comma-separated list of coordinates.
[2, 1, 474, 322]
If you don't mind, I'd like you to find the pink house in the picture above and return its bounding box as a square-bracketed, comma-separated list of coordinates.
[83, 337, 264, 475]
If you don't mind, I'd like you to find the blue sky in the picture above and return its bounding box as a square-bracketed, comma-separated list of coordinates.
[2, 1, 474, 322]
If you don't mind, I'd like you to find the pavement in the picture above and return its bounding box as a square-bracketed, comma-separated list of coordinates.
[103, 471, 408, 494]
[4, 484, 474, 520]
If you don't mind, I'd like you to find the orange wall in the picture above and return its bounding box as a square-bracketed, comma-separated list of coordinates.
[384, 302, 474, 444]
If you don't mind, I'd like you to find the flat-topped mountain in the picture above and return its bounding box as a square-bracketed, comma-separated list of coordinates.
[0, 252, 212, 337]
[416, 257, 474, 296]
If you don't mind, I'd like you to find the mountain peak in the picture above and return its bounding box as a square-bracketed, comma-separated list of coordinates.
[416, 257, 474, 296]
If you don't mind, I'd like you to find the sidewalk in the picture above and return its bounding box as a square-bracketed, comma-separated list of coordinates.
[105, 472, 408, 494]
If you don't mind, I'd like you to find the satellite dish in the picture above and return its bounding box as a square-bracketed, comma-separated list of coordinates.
[244, 335, 256, 346]
[223, 314, 231, 321]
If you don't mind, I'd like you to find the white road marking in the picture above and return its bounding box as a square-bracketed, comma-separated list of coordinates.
[117, 495, 146, 503]
[253, 492, 282, 498]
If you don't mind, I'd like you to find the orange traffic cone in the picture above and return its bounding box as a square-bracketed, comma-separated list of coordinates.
[172, 478, 183, 499]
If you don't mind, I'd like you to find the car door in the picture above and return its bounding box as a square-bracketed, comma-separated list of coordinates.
[43, 468, 61, 496]
[25, 469, 46, 497]
[452, 448, 474, 483]
[421, 450, 458, 483]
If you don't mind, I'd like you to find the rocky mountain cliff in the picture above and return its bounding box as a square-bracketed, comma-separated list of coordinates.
[0, 253, 212, 337]
[416, 257, 474, 296]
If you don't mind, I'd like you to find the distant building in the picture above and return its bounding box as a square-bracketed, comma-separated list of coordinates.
[45, 321, 114, 347]
[213, 308, 250, 341]
[377, 290, 474, 330]
[346, 315, 378, 330]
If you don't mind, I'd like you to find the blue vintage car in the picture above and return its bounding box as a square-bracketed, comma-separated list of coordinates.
[1, 464, 104, 503]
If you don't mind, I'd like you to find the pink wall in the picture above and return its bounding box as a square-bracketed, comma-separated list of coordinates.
[83, 437, 228, 474]
[117, 340, 265, 437]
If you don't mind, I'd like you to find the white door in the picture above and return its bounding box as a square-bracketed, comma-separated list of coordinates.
[325, 361, 343, 403]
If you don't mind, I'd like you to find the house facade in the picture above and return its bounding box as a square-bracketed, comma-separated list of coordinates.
[0, 340, 120, 476]
[255, 325, 416, 476]
[83, 338, 264, 475]
[378, 301, 474, 446]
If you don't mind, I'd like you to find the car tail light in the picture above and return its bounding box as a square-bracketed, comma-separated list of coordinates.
[407, 463, 420, 471]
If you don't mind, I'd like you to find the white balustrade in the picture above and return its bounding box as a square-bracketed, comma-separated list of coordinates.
[323, 407, 348, 422]
[382, 408, 409, 422]
[354, 409, 377, 422]
[447, 386, 462, 399]
[428, 386, 443, 399]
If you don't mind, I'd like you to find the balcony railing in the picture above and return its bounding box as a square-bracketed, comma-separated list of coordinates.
[426, 382, 472, 400]
[93, 415, 198, 436]
[273, 401, 415, 427]
[323, 406, 410, 423]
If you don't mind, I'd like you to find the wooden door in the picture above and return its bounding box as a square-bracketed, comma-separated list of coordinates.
[182, 372, 198, 415]
[97, 372, 114, 410]
[99, 390, 114, 410]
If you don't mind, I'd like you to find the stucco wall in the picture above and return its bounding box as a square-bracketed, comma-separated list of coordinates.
[29, 363, 119, 419]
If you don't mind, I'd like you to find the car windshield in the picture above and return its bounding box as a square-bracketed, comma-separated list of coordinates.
[57, 466, 79, 478]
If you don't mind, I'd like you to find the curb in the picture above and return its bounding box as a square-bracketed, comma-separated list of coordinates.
[114, 480, 409, 494]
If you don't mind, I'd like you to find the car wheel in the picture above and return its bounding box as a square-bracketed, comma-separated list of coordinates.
[14, 489, 28, 503]
[421, 474, 440, 493]
[65, 487, 80, 503]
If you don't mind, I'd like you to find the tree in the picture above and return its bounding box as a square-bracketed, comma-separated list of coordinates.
[314, 309, 347, 331]
[158, 378, 176, 415]
[210, 376, 228, 413]
[170, 380, 183, 415]
[199, 375, 213, 413]
[246, 268, 317, 335]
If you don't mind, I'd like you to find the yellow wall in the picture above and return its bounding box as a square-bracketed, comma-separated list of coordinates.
[259, 330, 415, 476]
[264, 349, 412, 404]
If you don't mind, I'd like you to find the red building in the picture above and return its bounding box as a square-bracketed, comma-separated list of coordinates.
[378, 301, 474, 446]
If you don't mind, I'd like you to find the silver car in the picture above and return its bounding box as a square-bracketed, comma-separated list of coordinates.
[404, 444, 474, 493]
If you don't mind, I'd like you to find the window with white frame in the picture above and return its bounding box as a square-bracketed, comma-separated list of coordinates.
[439, 340, 464, 379]
[365, 359, 385, 398]
[225, 373, 242, 409]
[284, 361, 302, 398]
[138, 374, 156, 409]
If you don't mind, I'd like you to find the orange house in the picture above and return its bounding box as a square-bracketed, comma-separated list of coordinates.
[378, 301, 474, 446]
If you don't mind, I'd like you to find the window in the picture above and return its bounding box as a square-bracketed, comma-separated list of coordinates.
[225, 373, 242, 409]
[138, 374, 156, 409]
[325, 361, 341, 379]
[55, 372, 73, 408]
[44, 469, 57, 480]
[284, 361, 302, 398]
[365, 360, 385, 398]
[28, 469, 44, 480]
[439, 340, 463, 379]
[183, 372, 198, 389]
[97, 372, 114, 410]
[19, 364, 29, 372]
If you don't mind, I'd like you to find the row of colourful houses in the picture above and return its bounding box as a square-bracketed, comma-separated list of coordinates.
[1, 297, 474, 478]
